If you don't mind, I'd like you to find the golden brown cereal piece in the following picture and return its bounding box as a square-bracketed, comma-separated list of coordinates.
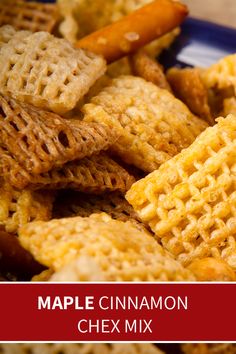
[53, 191, 146, 232]
[167, 67, 214, 125]
[54, 191, 140, 221]
[145, 27, 180, 58]
[0, 27, 106, 114]
[130, 51, 172, 91]
[0, 145, 36, 190]
[222, 97, 236, 116]
[76, 0, 188, 63]
[0, 25, 30, 48]
[83, 75, 208, 172]
[0, 95, 118, 176]
[19, 213, 195, 281]
[49, 256, 106, 282]
[182, 344, 236, 354]
[28, 154, 135, 194]
[187, 258, 236, 281]
[126, 115, 236, 270]
[0, 182, 54, 233]
[201, 54, 236, 95]
[0, 343, 164, 354]
[107, 58, 132, 78]
[0, 0, 59, 33]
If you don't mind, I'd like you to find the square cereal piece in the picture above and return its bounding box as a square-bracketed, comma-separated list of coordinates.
[82, 75, 208, 172]
[19, 213, 195, 281]
[0, 26, 106, 114]
[0, 95, 118, 179]
[126, 115, 236, 269]
[0, 0, 59, 33]
[28, 153, 135, 194]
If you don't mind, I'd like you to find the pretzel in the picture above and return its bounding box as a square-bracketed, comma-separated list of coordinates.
[76, 0, 188, 63]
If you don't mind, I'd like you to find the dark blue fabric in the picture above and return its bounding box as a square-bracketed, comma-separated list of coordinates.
[159, 17, 236, 69]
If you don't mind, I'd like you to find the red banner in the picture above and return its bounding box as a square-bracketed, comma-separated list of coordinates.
[0, 283, 234, 341]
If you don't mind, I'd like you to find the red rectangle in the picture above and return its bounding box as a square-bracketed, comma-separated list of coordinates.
[0, 283, 234, 341]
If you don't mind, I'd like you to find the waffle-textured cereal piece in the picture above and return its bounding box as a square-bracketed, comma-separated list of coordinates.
[126, 115, 236, 269]
[53, 191, 146, 232]
[83, 75, 208, 172]
[28, 154, 135, 194]
[0, 26, 106, 114]
[0, 95, 118, 176]
[0, 25, 30, 48]
[182, 344, 236, 354]
[54, 191, 140, 221]
[0, 0, 59, 33]
[0, 182, 54, 233]
[167, 67, 213, 124]
[50, 256, 106, 282]
[201, 54, 236, 94]
[0, 343, 164, 354]
[19, 213, 195, 281]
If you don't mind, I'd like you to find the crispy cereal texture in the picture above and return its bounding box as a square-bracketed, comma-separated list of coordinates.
[54, 191, 141, 221]
[0, 343, 164, 354]
[0, 26, 106, 114]
[83, 75, 208, 172]
[0, 95, 118, 182]
[167, 67, 214, 124]
[0, 182, 54, 233]
[201, 54, 236, 94]
[182, 344, 236, 354]
[53, 191, 146, 232]
[126, 115, 236, 269]
[0, 25, 31, 48]
[130, 51, 172, 91]
[19, 213, 195, 281]
[0, 0, 59, 33]
[28, 154, 135, 194]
